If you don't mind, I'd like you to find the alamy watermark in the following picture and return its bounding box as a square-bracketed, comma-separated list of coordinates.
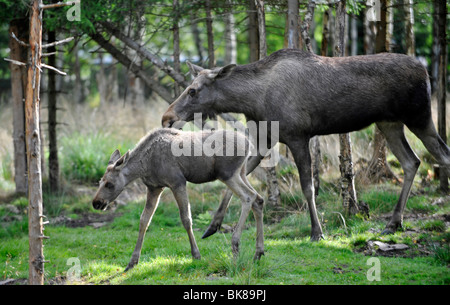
[170, 113, 280, 167]
[366, 257, 381, 282]
[67, 0, 81, 22]
[66, 257, 81, 282]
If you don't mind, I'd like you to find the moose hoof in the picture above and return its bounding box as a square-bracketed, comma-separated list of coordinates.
[202, 224, 219, 239]
[253, 250, 265, 261]
[310, 233, 325, 242]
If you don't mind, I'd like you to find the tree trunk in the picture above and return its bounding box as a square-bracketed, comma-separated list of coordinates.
[404, 0, 415, 57]
[173, 0, 181, 96]
[254, 0, 280, 206]
[321, 8, 329, 56]
[364, 1, 376, 55]
[301, 0, 315, 53]
[224, 0, 237, 65]
[435, 0, 448, 192]
[9, 19, 28, 195]
[26, 0, 45, 285]
[248, 0, 259, 63]
[335, 0, 359, 215]
[190, 10, 205, 64]
[205, 0, 215, 68]
[286, 0, 300, 49]
[47, 29, 59, 193]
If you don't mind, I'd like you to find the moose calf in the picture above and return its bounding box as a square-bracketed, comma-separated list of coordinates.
[92, 128, 264, 271]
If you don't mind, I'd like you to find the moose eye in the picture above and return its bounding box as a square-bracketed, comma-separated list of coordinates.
[105, 182, 114, 189]
[188, 88, 196, 97]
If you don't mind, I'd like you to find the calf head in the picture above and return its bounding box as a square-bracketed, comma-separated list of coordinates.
[162, 61, 236, 128]
[92, 149, 130, 210]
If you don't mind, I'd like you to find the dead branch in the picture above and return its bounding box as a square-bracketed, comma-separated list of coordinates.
[4, 58, 27, 66]
[40, 1, 79, 10]
[41, 63, 67, 75]
[42, 36, 74, 49]
[11, 32, 29, 47]
[41, 51, 57, 58]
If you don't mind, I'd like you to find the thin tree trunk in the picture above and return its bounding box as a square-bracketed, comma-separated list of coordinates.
[404, 0, 415, 57]
[173, 0, 181, 96]
[205, 0, 215, 68]
[224, 0, 237, 65]
[301, 0, 315, 53]
[435, 0, 448, 192]
[254, 0, 280, 206]
[47, 29, 59, 193]
[364, 1, 376, 55]
[350, 15, 357, 56]
[321, 8, 329, 56]
[9, 19, 28, 195]
[190, 10, 205, 64]
[26, 0, 45, 285]
[248, 0, 259, 62]
[335, 0, 359, 215]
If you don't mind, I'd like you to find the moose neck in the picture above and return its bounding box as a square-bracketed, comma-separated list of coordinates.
[213, 66, 266, 121]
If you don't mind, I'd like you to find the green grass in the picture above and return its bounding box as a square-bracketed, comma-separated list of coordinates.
[1, 183, 449, 285]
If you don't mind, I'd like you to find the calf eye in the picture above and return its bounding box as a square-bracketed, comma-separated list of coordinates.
[105, 182, 114, 189]
[188, 88, 196, 97]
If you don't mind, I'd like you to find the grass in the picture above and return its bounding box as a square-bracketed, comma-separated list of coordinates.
[0, 182, 449, 285]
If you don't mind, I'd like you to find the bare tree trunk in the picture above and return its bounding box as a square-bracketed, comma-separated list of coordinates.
[300, 0, 315, 53]
[47, 29, 59, 193]
[190, 10, 205, 64]
[404, 0, 415, 57]
[254, 0, 267, 58]
[364, 1, 376, 55]
[335, 0, 359, 215]
[386, 0, 394, 52]
[366, 0, 397, 183]
[286, 0, 300, 49]
[205, 0, 215, 68]
[73, 42, 83, 103]
[173, 0, 181, 96]
[350, 15, 357, 56]
[254, 0, 280, 206]
[248, 0, 259, 62]
[435, 0, 448, 192]
[26, 0, 45, 285]
[9, 19, 28, 195]
[321, 8, 330, 56]
[224, 0, 237, 65]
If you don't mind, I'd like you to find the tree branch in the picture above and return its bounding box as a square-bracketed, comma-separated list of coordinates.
[11, 32, 29, 47]
[42, 36, 74, 49]
[41, 63, 67, 75]
[4, 58, 27, 66]
[40, 1, 79, 10]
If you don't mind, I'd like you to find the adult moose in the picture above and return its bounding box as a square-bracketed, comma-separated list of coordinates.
[162, 49, 450, 241]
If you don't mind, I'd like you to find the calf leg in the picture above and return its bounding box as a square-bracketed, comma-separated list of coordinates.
[376, 122, 420, 234]
[202, 153, 264, 239]
[288, 138, 324, 241]
[222, 170, 261, 259]
[125, 186, 163, 271]
[171, 184, 201, 260]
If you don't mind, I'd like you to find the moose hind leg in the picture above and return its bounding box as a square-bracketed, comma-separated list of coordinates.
[409, 121, 450, 189]
[376, 122, 420, 234]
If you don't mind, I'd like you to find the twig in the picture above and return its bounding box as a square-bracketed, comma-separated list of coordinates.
[4, 58, 27, 66]
[42, 36, 74, 49]
[331, 211, 348, 235]
[40, 1, 79, 10]
[11, 32, 29, 47]
[41, 51, 57, 58]
[41, 63, 67, 75]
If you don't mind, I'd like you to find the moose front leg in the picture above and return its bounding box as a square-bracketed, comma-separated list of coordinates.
[125, 186, 163, 272]
[171, 184, 201, 260]
[288, 138, 324, 241]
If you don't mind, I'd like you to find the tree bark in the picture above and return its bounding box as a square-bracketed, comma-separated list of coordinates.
[335, 0, 359, 215]
[248, 0, 259, 63]
[301, 0, 315, 53]
[9, 19, 28, 195]
[173, 0, 181, 96]
[435, 0, 448, 192]
[254, 0, 279, 206]
[205, 0, 215, 68]
[47, 29, 59, 193]
[224, 0, 237, 65]
[404, 0, 415, 57]
[26, 0, 45, 285]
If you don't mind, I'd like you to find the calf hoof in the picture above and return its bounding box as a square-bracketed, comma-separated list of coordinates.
[202, 224, 220, 239]
[124, 261, 138, 272]
[253, 250, 265, 261]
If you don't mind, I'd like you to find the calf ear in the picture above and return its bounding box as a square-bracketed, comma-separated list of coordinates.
[108, 149, 121, 165]
[187, 61, 204, 77]
[207, 64, 236, 80]
[114, 150, 130, 170]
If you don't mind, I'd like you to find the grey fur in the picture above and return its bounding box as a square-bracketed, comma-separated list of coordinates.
[162, 48, 450, 240]
[92, 128, 264, 271]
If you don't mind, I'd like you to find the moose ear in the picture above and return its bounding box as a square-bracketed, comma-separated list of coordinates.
[187, 61, 204, 77]
[207, 64, 236, 80]
[114, 150, 130, 170]
[108, 149, 121, 165]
